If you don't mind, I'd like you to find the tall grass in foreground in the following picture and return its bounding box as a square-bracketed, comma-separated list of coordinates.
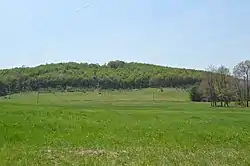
[0, 90, 249, 165]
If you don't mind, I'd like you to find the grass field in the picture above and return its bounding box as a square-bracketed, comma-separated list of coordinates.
[0, 89, 250, 165]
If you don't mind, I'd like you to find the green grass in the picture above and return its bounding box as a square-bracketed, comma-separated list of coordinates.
[0, 89, 250, 165]
[0, 88, 189, 104]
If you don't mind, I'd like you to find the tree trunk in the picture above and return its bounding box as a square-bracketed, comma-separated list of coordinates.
[247, 74, 249, 107]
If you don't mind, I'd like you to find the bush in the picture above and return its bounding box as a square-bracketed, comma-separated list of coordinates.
[189, 85, 202, 102]
[66, 86, 75, 92]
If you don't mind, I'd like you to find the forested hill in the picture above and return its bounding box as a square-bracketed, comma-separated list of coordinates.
[0, 60, 203, 94]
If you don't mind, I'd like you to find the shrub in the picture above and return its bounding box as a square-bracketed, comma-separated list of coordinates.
[189, 85, 202, 102]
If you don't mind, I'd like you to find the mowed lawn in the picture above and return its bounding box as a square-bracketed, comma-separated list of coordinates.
[0, 90, 250, 165]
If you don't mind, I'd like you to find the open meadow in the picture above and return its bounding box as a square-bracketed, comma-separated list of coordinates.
[0, 88, 250, 165]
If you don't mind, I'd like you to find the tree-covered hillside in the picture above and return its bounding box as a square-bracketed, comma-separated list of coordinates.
[0, 60, 203, 95]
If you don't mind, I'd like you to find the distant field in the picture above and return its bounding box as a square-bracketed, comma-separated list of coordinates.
[0, 88, 190, 105]
[0, 89, 250, 165]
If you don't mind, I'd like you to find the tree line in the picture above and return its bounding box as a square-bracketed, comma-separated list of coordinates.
[189, 60, 250, 107]
[1, 59, 248, 107]
[0, 60, 202, 96]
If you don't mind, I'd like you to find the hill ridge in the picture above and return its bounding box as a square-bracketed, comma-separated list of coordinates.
[2, 60, 204, 72]
[0, 60, 203, 95]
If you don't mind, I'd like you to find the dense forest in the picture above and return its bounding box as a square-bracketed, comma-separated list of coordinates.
[0, 60, 202, 96]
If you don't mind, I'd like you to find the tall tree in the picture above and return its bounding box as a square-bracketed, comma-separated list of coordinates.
[215, 65, 231, 107]
[232, 69, 245, 106]
[203, 65, 217, 107]
[199, 65, 232, 107]
[233, 60, 250, 107]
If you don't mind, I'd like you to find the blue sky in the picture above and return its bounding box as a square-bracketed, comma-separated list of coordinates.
[0, 0, 250, 70]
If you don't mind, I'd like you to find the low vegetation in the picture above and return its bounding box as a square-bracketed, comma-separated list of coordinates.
[0, 90, 250, 165]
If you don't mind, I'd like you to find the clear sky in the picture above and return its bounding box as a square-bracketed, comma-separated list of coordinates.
[0, 0, 250, 70]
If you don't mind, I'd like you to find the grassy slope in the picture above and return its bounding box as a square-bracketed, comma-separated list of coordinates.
[0, 89, 250, 165]
[1, 88, 190, 104]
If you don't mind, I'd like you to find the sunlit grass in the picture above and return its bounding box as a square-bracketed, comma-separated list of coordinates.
[0, 89, 250, 165]
[0, 88, 189, 104]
